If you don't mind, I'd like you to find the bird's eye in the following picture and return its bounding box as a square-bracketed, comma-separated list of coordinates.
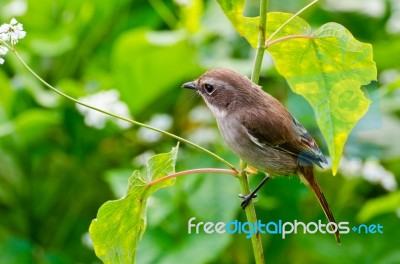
[204, 83, 215, 94]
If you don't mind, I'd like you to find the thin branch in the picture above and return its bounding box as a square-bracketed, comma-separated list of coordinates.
[239, 160, 265, 264]
[265, 34, 314, 48]
[251, 0, 268, 83]
[265, 0, 318, 44]
[11, 50, 238, 172]
[1, 41, 12, 50]
[148, 168, 238, 186]
[245, 0, 268, 263]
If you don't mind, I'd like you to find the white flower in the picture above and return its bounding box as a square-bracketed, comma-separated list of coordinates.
[0, 17, 26, 45]
[76, 90, 132, 129]
[338, 157, 363, 177]
[362, 159, 398, 191]
[0, 46, 7, 55]
[340, 156, 398, 191]
[0, 33, 6, 42]
[0, 45, 8, 64]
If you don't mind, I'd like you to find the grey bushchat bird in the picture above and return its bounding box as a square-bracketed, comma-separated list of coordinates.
[182, 68, 341, 244]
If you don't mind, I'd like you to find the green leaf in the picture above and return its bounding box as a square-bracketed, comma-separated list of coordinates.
[357, 191, 400, 223]
[214, 2, 377, 174]
[89, 144, 179, 264]
[265, 13, 377, 174]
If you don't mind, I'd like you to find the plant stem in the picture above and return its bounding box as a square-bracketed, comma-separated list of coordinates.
[239, 160, 265, 264]
[148, 168, 238, 186]
[250, 0, 268, 83]
[240, 1, 320, 262]
[240, 1, 268, 264]
[11, 50, 238, 173]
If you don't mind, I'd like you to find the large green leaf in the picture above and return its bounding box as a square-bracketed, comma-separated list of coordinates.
[89, 144, 179, 264]
[265, 14, 376, 175]
[215, 1, 377, 174]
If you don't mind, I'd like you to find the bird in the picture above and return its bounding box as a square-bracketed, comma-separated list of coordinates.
[182, 68, 341, 244]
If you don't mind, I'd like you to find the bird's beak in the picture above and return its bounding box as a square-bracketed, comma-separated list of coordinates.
[182, 81, 197, 90]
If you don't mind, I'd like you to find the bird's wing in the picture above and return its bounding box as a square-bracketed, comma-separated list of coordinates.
[241, 108, 327, 168]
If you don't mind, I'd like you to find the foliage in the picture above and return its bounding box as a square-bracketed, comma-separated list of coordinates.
[89, 144, 178, 263]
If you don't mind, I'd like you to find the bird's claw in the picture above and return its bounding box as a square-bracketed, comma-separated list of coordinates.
[238, 193, 257, 209]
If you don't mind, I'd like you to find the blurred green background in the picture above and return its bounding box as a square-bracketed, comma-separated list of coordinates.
[0, 0, 399, 263]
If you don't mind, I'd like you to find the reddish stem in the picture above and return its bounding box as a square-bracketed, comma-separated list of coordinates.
[148, 168, 238, 186]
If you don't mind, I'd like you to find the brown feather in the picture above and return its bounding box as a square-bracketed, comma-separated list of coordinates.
[298, 166, 341, 244]
[241, 101, 327, 168]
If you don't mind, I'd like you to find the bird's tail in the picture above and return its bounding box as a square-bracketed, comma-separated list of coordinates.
[298, 166, 341, 245]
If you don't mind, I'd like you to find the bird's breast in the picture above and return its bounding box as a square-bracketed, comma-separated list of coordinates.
[215, 115, 298, 176]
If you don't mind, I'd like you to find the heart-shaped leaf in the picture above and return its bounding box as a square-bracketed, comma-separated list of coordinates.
[89, 144, 179, 263]
[265, 13, 377, 174]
